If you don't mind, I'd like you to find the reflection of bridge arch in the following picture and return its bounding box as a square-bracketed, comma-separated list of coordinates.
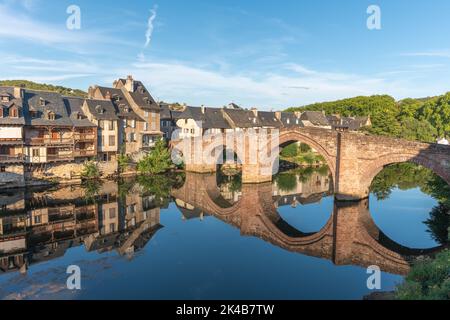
[172, 173, 448, 275]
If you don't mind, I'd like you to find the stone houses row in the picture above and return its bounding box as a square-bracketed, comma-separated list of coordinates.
[168, 105, 371, 139]
[0, 76, 162, 186]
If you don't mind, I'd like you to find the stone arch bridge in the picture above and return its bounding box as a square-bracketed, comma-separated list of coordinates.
[172, 173, 447, 275]
[172, 127, 450, 200]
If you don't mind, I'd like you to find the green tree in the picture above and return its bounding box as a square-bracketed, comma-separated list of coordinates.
[0, 80, 87, 97]
[280, 143, 299, 158]
[395, 250, 450, 300]
[118, 153, 131, 173]
[81, 161, 100, 180]
[137, 139, 172, 175]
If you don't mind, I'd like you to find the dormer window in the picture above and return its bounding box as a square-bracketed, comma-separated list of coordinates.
[39, 98, 46, 107]
[30, 110, 38, 118]
[252, 118, 257, 124]
[1, 96, 9, 103]
[95, 105, 105, 114]
[10, 107, 19, 118]
[76, 112, 83, 120]
[287, 119, 290, 124]
[47, 111, 56, 120]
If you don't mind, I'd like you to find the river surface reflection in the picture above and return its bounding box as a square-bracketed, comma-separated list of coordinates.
[0, 166, 447, 300]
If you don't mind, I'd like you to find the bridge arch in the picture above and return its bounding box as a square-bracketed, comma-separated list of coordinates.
[271, 130, 336, 180]
[361, 152, 450, 195]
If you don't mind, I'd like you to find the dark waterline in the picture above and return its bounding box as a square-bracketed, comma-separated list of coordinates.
[0, 167, 447, 300]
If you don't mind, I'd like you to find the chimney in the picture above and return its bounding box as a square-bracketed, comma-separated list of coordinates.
[201, 105, 206, 114]
[105, 91, 111, 100]
[294, 111, 302, 119]
[125, 75, 134, 93]
[13, 87, 23, 99]
[251, 108, 258, 117]
[88, 86, 96, 99]
[275, 111, 282, 120]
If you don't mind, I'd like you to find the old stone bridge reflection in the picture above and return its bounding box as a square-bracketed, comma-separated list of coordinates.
[172, 173, 447, 275]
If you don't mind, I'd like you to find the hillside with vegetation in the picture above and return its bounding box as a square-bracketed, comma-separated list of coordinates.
[0, 80, 87, 97]
[286, 93, 450, 143]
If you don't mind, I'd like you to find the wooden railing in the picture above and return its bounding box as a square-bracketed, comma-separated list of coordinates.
[73, 134, 96, 141]
[47, 154, 74, 162]
[0, 154, 25, 163]
[26, 137, 74, 145]
[73, 150, 96, 157]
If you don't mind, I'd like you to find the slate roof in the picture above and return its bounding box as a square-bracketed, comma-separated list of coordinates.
[0, 87, 25, 125]
[341, 116, 370, 131]
[279, 112, 304, 128]
[300, 111, 330, 127]
[84, 99, 119, 121]
[177, 106, 232, 129]
[222, 108, 260, 128]
[97, 86, 144, 121]
[129, 81, 159, 111]
[63, 97, 97, 128]
[160, 105, 172, 120]
[23, 90, 73, 127]
[204, 108, 231, 129]
[258, 111, 282, 128]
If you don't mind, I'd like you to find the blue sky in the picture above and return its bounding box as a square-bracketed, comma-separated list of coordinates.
[1, 0, 450, 109]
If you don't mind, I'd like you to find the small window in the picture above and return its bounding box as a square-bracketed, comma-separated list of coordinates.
[39, 98, 45, 107]
[109, 121, 115, 131]
[0, 166, 5, 172]
[108, 135, 116, 146]
[144, 111, 149, 117]
[144, 122, 149, 131]
[32, 149, 40, 157]
[34, 215, 41, 224]
[109, 208, 116, 219]
[10, 108, 18, 118]
[109, 223, 116, 233]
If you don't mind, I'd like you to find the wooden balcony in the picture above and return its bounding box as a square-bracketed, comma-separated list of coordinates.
[0, 154, 25, 163]
[0, 138, 24, 145]
[47, 154, 74, 162]
[26, 138, 74, 146]
[73, 134, 96, 142]
[73, 149, 96, 158]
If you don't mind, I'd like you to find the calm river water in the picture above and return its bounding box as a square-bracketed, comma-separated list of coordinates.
[0, 164, 448, 300]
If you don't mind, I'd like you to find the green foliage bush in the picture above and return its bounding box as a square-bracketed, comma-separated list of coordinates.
[286, 94, 450, 142]
[81, 161, 100, 180]
[0, 80, 87, 97]
[137, 139, 172, 175]
[395, 250, 450, 300]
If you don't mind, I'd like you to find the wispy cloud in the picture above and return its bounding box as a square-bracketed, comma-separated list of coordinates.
[402, 51, 450, 59]
[144, 5, 158, 48]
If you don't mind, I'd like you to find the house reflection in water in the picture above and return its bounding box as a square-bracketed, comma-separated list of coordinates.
[0, 181, 163, 274]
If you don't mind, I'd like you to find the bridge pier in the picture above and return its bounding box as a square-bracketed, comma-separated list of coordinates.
[185, 163, 217, 173]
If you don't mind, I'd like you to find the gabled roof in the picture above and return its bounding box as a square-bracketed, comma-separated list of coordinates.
[84, 99, 119, 121]
[222, 108, 260, 128]
[97, 86, 144, 121]
[300, 111, 330, 127]
[204, 108, 231, 129]
[177, 106, 231, 129]
[63, 97, 97, 128]
[23, 90, 73, 127]
[258, 111, 282, 128]
[0, 87, 25, 125]
[279, 112, 304, 128]
[128, 81, 159, 111]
